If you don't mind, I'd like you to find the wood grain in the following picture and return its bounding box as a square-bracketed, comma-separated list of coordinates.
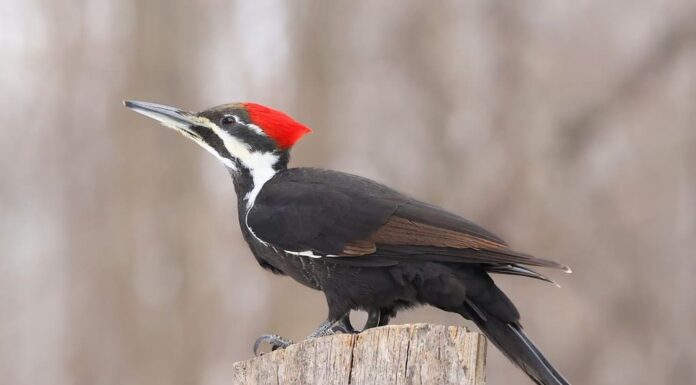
[232, 323, 486, 385]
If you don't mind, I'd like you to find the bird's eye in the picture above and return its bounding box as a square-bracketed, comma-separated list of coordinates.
[221, 115, 237, 126]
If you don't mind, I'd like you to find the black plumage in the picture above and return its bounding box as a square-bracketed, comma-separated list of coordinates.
[245, 168, 570, 385]
[125, 100, 572, 385]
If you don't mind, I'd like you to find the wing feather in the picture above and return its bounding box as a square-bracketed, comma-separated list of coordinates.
[248, 168, 569, 272]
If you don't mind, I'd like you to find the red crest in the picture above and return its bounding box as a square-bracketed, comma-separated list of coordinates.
[243, 103, 312, 149]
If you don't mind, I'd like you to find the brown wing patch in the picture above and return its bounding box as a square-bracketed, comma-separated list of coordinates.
[340, 216, 569, 271]
[341, 216, 506, 255]
[369, 216, 508, 250]
[341, 239, 377, 255]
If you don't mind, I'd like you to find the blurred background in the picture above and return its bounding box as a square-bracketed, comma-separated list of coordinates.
[2, 0, 695, 384]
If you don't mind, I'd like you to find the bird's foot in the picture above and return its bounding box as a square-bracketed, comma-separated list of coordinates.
[308, 319, 338, 338]
[253, 334, 294, 356]
[253, 316, 354, 356]
[331, 314, 356, 334]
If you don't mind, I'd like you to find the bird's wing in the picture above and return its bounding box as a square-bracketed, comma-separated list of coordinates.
[247, 168, 568, 270]
[246, 168, 404, 256]
[350, 202, 568, 270]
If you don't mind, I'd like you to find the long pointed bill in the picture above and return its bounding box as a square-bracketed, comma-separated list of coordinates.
[124, 100, 202, 140]
[124, 99, 239, 169]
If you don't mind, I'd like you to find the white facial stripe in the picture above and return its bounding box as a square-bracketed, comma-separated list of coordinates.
[226, 114, 265, 136]
[133, 107, 238, 170]
[191, 116, 278, 209]
[190, 136, 237, 170]
[246, 122, 265, 136]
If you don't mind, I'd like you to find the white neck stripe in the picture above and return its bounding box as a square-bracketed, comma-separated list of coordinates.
[191, 116, 278, 210]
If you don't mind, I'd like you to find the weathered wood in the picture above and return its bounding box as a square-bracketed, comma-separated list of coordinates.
[232, 323, 487, 385]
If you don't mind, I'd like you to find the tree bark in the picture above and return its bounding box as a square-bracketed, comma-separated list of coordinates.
[232, 323, 486, 385]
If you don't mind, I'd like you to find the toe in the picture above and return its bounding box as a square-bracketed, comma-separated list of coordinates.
[253, 334, 294, 356]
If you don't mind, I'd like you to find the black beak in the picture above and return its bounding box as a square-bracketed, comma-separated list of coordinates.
[124, 100, 202, 139]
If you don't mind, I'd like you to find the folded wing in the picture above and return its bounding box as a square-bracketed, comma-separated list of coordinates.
[247, 168, 569, 272]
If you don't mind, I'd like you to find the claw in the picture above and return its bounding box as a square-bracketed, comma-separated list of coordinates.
[253, 334, 294, 356]
[332, 315, 356, 334]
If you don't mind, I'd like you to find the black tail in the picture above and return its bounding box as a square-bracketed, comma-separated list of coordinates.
[461, 303, 570, 385]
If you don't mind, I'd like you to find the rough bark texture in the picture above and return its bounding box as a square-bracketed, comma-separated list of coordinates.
[232, 324, 486, 385]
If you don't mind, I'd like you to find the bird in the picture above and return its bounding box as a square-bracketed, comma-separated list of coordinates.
[124, 99, 572, 385]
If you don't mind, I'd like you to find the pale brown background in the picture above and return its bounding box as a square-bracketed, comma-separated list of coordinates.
[2, 1, 696, 384]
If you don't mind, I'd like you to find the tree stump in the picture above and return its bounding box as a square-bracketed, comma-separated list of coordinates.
[232, 323, 487, 385]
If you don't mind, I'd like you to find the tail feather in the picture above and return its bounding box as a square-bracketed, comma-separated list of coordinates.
[461, 304, 570, 385]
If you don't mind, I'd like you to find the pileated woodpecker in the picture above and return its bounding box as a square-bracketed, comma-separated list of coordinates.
[125, 100, 572, 385]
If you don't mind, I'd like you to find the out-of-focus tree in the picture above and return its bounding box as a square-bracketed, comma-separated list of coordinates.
[1, 0, 695, 384]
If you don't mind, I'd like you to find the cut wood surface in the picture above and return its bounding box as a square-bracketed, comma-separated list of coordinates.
[232, 323, 487, 385]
